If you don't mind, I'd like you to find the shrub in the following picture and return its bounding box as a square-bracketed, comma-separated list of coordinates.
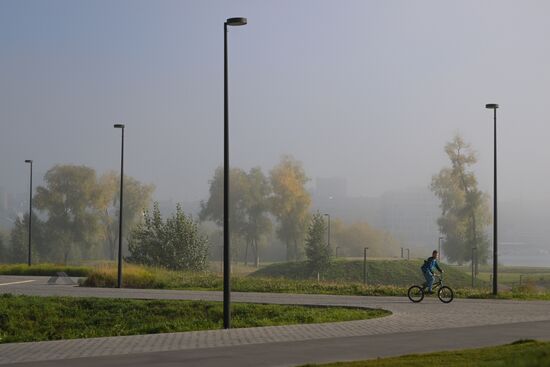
[126, 203, 209, 271]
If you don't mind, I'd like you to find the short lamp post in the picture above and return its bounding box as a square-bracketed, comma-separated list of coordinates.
[323, 213, 331, 254]
[363, 247, 369, 285]
[471, 247, 477, 288]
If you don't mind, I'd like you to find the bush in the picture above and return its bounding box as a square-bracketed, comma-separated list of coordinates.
[126, 203, 209, 271]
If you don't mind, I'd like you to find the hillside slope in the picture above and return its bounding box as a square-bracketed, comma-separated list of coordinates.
[250, 259, 483, 288]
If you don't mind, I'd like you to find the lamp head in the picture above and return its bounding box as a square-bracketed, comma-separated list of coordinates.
[114, 124, 125, 129]
[226, 17, 247, 26]
[25, 160, 32, 163]
[485, 103, 499, 109]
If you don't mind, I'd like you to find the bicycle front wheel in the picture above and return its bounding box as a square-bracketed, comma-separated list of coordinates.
[407, 285, 424, 303]
[438, 286, 454, 303]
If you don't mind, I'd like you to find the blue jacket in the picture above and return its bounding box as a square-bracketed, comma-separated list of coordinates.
[421, 256, 442, 274]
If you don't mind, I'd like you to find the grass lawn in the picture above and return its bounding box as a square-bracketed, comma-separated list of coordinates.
[299, 340, 550, 367]
[0, 294, 389, 343]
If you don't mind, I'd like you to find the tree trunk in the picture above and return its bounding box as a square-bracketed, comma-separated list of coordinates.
[286, 241, 292, 262]
[244, 240, 249, 266]
[253, 239, 260, 268]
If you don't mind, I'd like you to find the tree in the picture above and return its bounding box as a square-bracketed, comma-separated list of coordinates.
[127, 203, 209, 271]
[8, 213, 44, 264]
[97, 172, 154, 260]
[241, 167, 272, 267]
[199, 167, 249, 261]
[431, 134, 491, 266]
[305, 212, 331, 277]
[270, 155, 311, 261]
[34, 165, 104, 263]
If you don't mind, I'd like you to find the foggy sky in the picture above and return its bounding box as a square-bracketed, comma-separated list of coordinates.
[1, 0, 550, 205]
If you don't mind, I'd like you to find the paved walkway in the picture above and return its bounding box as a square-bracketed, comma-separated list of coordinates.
[1, 276, 550, 365]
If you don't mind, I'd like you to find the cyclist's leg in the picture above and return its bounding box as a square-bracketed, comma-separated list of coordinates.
[425, 271, 435, 292]
[422, 270, 433, 291]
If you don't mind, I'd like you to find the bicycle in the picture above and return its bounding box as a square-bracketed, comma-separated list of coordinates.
[407, 273, 454, 303]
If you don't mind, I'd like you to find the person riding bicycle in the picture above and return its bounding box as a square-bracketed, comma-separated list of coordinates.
[421, 250, 443, 294]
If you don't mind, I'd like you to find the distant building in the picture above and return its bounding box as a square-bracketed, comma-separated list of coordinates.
[375, 188, 440, 247]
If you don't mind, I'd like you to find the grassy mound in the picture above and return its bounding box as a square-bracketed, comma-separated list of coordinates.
[250, 259, 482, 289]
[0, 294, 389, 343]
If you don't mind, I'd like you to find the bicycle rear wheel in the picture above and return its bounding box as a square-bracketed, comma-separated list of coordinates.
[407, 285, 424, 303]
[438, 286, 454, 303]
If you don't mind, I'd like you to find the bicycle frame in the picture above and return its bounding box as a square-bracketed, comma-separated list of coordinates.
[424, 273, 444, 291]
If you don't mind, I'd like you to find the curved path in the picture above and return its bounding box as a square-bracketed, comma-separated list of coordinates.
[1, 275, 550, 366]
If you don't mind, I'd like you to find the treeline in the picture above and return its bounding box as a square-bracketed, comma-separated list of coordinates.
[0, 156, 400, 268]
[1, 164, 154, 264]
[200, 155, 399, 266]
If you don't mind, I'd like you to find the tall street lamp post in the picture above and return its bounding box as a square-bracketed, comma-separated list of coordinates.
[486, 103, 499, 295]
[224, 17, 247, 329]
[438, 236, 444, 260]
[24, 159, 33, 266]
[114, 124, 125, 289]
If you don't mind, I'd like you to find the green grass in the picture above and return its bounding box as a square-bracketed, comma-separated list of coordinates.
[299, 340, 550, 366]
[78, 263, 550, 300]
[0, 263, 92, 277]
[0, 294, 389, 343]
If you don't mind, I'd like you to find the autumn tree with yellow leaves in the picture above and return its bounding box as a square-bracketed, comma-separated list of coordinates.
[270, 155, 311, 261]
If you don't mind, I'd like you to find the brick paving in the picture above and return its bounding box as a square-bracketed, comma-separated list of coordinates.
[1, 276, 549, 364]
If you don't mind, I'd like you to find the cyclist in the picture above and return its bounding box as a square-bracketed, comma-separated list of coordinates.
[421, 250, 443, 294]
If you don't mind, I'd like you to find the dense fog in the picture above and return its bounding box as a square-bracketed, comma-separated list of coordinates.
[2, 0, 550, 266]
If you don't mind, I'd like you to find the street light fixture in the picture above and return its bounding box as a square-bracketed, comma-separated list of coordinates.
[24, 159, 33, 266]
[113, 123, 125, 289]
[485, 103, 499, 295]
[224, 16, 247, 330]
